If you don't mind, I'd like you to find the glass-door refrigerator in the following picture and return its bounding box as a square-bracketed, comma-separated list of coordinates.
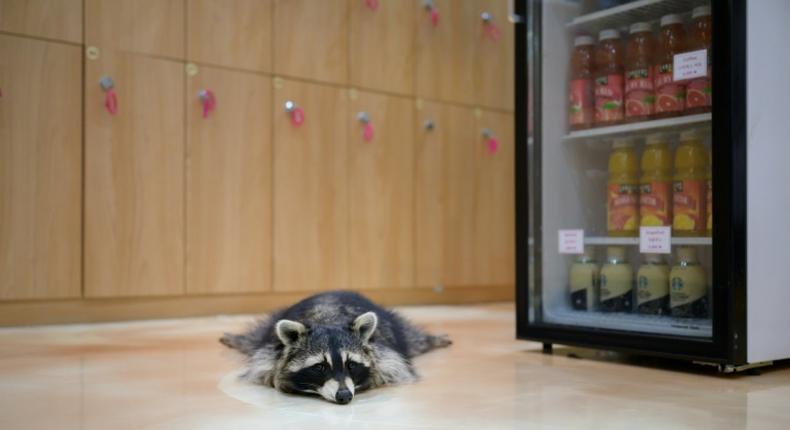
[514, 0, 790, 372]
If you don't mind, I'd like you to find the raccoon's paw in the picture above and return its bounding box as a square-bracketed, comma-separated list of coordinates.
[430, 334, 452, 348]
[219, 333, 245, 351]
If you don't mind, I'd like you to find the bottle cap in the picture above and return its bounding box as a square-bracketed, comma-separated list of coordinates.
[676, 247, 698, 263]
[607, 246, 627, 262]
[645, 133, 667, 145]
[692, 6, 711, 19]
[581, 246, 596, 260]
[599, 29, 620, 41]
[660, 14, 683, 27]
[574, 35, 595, 46]
[644, 253, 664, 264]
[612, 138, 634, 149]
[629, 22, 651, 34]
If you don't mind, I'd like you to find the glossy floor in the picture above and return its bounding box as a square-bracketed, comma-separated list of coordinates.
[1, 303, 789, 429]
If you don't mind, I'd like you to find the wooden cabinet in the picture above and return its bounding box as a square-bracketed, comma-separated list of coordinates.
[414, 102, 478, 287]
[349, 0, 414, 95]
[273, 0, 348, 84]
[273, 79, 348, 292]
[186, 66, 272, 295]
[187, 0, 272, 72]
[474, 0, 514, 111]
[85, 0, 184, 58]
[84, 51, 185, 298]
[348, 91, 415, 289]
[0, 0, 82, 43]
[0, 35, 82, 300]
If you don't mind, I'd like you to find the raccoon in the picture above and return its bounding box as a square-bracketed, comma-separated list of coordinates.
[220, 291, 451, 404]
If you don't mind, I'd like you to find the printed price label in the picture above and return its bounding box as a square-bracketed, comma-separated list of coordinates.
[640, 226, 671, 254]
[559, 229, 584, 254]
[673, 49, 707, 81]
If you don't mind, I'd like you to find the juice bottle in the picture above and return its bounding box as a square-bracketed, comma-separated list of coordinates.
[637, 253, 670, 315]
[670, 247, 708, 318]
[654, 14, 687, 118]
[685, 6, 713, 114]
[594, 29, 624, 126]
[569, 35, 595, 130]
[640, 134, 673, 227]
[673, 130, 708, 236]
[600, 246, 633, 312]
[569, 247, 599, 311]
[608, 139, 639, 236]
[624, 22, 656, 122]
[706, 149, 712, 236]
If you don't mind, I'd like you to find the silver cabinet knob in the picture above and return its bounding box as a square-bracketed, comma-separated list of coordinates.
[481, 128, 494, 138]
[284, 100, 297, 113]
[422, 0, 434, 10]
[424, 119, 435, 131]
[481, 11, 493, 23]
[357, 111, 371, 124]
[99, 76, 114, 91]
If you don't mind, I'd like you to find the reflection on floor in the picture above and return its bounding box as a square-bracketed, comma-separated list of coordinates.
[0, 303, 789, 429]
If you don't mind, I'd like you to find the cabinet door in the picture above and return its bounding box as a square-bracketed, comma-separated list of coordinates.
[273, 0, 347, 84]
[85, 0, 184, 58]
[186, 67, 272, 294]
[349, 0, 414, 95]
[273, 80, 348, 292]
[0, 0, 82, 43]
[415, 102, 477, 287]
[348, 91, 415, 289]
[187, 0, 272, 72]
[85, 51, 184, 297]
[473, 110, 514, 285]
[473, 0, 514, 111]
[0, 35, 81, 300]
[415, 0, 477, 105]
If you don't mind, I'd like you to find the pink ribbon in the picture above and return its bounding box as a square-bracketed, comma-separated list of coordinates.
[104, 89, 118, 115]
[484, 22, 501, 42]
[290, 107, 305, 127]
[430, 8, 440, 27]
[365, 0, 379, 11]
[199, 90, 216, 118]
[486, 137, 499, 154]
[363, 122, 375, 142]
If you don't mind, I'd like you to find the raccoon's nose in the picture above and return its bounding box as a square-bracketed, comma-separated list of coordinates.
[335, 389, 353, 404]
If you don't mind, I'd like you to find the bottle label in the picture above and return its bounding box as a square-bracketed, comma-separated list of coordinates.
[673, 179, 705, 233]
[655, 63, 685, 114]
[600, 274, 631, 301]
[608, 182, 639, 233]
[625, 67, 655, 118]
[638, 273, 669, 305]
[639, 181, 671, 226]
[569, 78, 594, 126]
[706, 179, 712, 231]
[594, 74, 624, 123]
[670, 275, 707, 307]
[686, 66, 712, 109]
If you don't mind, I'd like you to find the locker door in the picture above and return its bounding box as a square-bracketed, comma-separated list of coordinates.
[187, 0, 272, 72]
[273, 0, 348, 84]
[273, 79, 349, 292]
[186, 66, 272, 294]
[85, 51, 185, 297]
[0, 35, 82, 300]
[86, 0, 184, 58]
[348, 91, 415, 289]
[473, 0, 514, 111]
[349, 0, 415, 95]
[415, 101, 478, 287]
[0, 0, 82, 43]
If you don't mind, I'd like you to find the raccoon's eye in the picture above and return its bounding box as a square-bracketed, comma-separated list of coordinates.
[347, 361, 360, 371]
[311, 362, 328, 373]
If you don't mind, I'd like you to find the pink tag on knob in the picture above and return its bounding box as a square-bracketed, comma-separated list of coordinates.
[365, 0, 379, 11]
[291, 107, 305, 127]
[199, 90, 216, 118]
[486, 137, 499, 154]
[104, 89, 118, 115]
[363, 122, 375, 142]
[485, 23, 501, 42]
[430, 8, 440, 27]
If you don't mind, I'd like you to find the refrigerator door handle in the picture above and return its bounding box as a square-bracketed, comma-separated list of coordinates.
[508, 0, 524, 24]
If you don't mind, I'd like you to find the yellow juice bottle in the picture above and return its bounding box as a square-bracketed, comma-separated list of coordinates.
[636, 253, 670, 315]
[706, 149, 712, 236]
[569, 247, 599, 311]
[672, 130, 708, 236]
[669, 247, 708, 318]
[600, 246, 633, 312]
[608, 139, 639, 237]
[640, 134, 673, 227]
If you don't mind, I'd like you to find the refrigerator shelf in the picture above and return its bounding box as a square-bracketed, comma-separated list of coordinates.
[566, 0, 709, 34]
[544, 307, 712, 337]
[563, 113, 711, 142]
[584, 236, 712, 246]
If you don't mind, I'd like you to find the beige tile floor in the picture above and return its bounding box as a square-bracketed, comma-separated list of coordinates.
[1, 303, 789, 429]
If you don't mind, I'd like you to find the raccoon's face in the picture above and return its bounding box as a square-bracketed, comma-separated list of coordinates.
[273, 312, 378, 404]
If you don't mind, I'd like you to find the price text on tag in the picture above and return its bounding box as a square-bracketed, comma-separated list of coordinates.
[559, 229, 585, 254]
[640, 226, 672, 254]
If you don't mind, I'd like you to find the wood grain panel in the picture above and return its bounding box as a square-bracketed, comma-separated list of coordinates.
[0, 0, 82, 43]
[474, 0, 514, 110]
[186, 66, 272, 295]
[85, 0, 184, 58]
[273, 79, 349, 292]
[85, 51, 185, 297]
[0, 35, 82, 300]
[187, 0, 272, 72]
[349, 91, 415, 289]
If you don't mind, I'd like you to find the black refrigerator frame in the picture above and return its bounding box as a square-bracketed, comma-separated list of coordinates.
[514, 0, 748, 366]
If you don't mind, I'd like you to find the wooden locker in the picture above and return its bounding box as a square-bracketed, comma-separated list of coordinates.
[273, 0, 348, 84]
[348, 91, 415, 289]
[187, 0, 272, 72]
[85, 51, 185, 298]
[0, 35, 82, 300]
[415, 0, 477, 105]
[85, 0, 184, 59]
[273, 79, 348, 292]
[186, 66, 272, 295]
[414, 101, 478, 287]
[473, 110, 515, 285]
[349, 0, 415, 95]
[474, 0, 514, 111]
[0, 0, 82, 43]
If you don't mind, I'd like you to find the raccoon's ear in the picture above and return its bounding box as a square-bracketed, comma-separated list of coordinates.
[352, 312, 378, 343]
[275, 319, 306, 346]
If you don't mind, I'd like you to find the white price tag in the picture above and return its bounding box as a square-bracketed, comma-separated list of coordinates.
[558, 229, 584, 254]
[640, 226, 671, 254]
[673, 49, 707, 81]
